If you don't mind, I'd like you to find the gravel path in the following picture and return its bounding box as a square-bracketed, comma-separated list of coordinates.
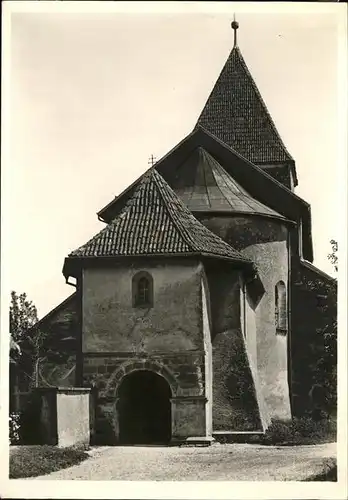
[33, 442, 336, 481]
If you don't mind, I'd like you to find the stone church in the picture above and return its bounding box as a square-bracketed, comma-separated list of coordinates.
[28, 22, 336, 445]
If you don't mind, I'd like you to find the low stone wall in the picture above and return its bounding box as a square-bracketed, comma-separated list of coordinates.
[37, 387, 91, 448]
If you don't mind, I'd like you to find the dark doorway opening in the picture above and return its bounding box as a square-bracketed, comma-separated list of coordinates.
[118, 370, 172, 445]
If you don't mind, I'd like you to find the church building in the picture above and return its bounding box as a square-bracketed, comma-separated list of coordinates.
[29, 21, 337, 445]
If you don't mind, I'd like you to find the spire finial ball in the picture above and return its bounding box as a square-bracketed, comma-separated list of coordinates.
[231, 20, 239, 30]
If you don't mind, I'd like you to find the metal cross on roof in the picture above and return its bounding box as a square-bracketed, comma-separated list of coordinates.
[148, 154, 157, 167]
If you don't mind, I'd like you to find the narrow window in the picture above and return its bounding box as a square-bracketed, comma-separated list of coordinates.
[132, 272, 153, 308]
[138, 277, 149, 305]
[275, 281, 287, 334]
[275, 285, 279, 327]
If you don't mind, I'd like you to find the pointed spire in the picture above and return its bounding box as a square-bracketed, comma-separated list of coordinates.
[231, 14, 239, 48]
[196, 25, 294, 167]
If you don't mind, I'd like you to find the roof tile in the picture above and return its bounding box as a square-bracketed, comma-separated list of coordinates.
[197, 47, 293, 164]
[68, 169, 250, 264]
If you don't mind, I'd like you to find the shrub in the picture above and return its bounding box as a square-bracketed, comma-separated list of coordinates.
[9, 413, 21, 444]
[260, 416, 336, 446]
[262, 419, 296, 445]
[214, 416, 336, 446]
[293, 416, 321, 439]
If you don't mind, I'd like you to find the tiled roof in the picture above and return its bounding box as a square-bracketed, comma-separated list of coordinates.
[68, 169, 250, 264]
[164, 146, 285, 218]
[196, 46, 293, 164]
[95, 126, 312, 262]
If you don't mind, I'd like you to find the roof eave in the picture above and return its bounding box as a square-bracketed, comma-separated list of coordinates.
[27, 291, 77, 334]
[63, 251, 252, 276]
[193, 210, 295, 226]
[300, 259, 337, 283]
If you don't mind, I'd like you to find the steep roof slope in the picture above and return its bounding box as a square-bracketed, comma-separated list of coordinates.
[196, 46, 293, 165]
[164, 146, 285, 218]
[66, 169, 250, 264]
[96, 127, 313, 262]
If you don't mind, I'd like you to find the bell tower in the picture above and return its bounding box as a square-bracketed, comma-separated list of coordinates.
[196, 19, 297, 191]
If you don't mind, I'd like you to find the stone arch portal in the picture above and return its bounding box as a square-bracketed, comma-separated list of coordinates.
[117, 369, 172, 445]
[106, 359, 179, 399]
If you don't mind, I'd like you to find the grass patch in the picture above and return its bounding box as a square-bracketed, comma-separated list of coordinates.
[10, 445, 89, 479]
[304, 458, 337, 482]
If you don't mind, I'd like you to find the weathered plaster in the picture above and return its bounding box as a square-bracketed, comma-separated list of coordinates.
[171, 398, 206, 438]
[56, 390, 90, 448]
[79, 259, 213, 443]
[199, 215, 291, 421]
[82, 261, 202, 353]
[201, 277, 213, 437]
[37, 388, 90, 447]
[204, 265, 262, 431]
[241, 284, 270, 429]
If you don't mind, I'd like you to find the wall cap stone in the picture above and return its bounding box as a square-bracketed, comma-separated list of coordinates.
[212, 431, 265, 435]
[35, 386, 91, 393]
[83, 351, 205, 358]
[171, 396, 207, 402]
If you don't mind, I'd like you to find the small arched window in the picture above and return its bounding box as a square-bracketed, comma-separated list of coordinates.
[132, 271, 153, 308]
[275, 281, 287, 334]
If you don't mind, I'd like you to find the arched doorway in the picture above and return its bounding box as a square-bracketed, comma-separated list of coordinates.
[117, 370, 172, 445]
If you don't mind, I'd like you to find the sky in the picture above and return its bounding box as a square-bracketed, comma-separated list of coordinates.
[4, 3, 346, 318]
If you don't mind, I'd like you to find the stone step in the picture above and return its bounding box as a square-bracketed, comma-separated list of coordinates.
[171, 436, 214, 447]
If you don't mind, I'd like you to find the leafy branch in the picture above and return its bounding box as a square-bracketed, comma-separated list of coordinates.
[327, 239, 338, 273]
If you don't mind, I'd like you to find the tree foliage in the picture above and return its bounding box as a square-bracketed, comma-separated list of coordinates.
[9, 291, 73, 389]
[292, 239, 337, 420]
[307, 239, 338, 417]
[327, 239, 338, 273]
[10, 291, 38, 343]
[9, 291, 47, 388]
[10, 335, 21, 364]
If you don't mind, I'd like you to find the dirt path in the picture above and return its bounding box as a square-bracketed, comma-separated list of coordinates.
[32, 442, 336, 481]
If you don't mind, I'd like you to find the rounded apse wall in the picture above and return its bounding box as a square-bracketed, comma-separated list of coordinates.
[197, 214, 292, 421]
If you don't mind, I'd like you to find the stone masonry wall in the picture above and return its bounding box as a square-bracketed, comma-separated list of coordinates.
[83, 352, 207, 444]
